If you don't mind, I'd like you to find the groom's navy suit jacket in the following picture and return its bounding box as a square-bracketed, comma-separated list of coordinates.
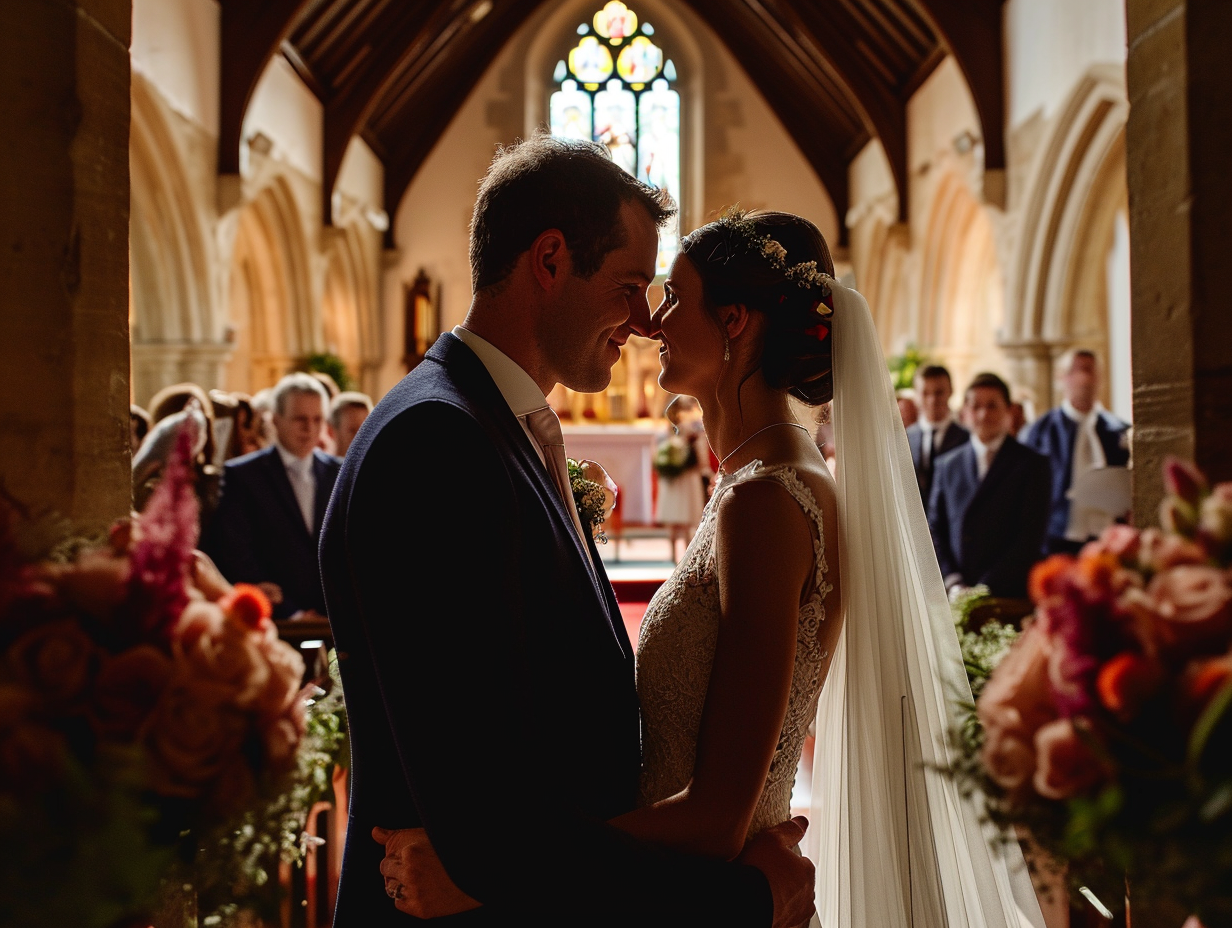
[319, 334, 771, 926]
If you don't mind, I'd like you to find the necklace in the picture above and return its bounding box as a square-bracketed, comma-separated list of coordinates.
[718, 421, 810, 472]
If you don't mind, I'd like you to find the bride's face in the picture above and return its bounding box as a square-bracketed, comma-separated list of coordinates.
[651, 255, 726, 397]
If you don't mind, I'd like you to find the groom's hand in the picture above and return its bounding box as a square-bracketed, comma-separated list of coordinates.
[373, 826, 482, 917]
[736, 815, 815, 928]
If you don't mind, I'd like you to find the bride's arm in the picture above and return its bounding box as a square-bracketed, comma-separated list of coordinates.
[612, 478, 817, 859]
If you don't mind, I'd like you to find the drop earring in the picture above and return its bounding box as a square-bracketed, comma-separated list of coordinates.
[722, 333, 731, 362]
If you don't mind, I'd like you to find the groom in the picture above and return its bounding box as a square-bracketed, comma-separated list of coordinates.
[319, 137, 814, 927]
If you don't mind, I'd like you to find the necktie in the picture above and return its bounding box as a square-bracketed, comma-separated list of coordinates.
[522, 407, 592, 561]
[288, 459, 315, 532]
[980, 444, 996, 481]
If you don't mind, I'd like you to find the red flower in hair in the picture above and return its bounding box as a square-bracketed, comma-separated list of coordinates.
[804, 323, 830, 341]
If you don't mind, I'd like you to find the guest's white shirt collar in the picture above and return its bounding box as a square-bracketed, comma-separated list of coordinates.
[1061, 399, 1104, 423]
[970, 432, 1007, 462]
[275, 441, 314, 471]
[453, 326, 549, 417]
[920, 414, 953, 435]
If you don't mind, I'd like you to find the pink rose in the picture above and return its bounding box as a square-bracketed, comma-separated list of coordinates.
[91, 645, 173, 740]
[7, 619, 97, 704]
[978, 621, 1057, 793]
[1138, 528, 1208, 574]
[251, 632, 305, 724]
[172, 601, 270, 708]
[1148, 565, 1232, 653]
[1033, 717, 1110, 799]
[142, 677, 248, 797]
[1113, 587, 1175, 658]
[1081, 525, 1141, 564]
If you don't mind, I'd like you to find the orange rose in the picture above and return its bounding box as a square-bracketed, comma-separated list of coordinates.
[1148, 565, 1232, 653]
[1178, 651, 1232, 717]
[91, 645, 173, 740]
[172, 601, 270, 708]
[142, 677, 248, 797]
[1028, 555, 1075, 605]
[1033, 717, 1110, 800]
[1095, 651, 1165, 722]
[221, 583, 272, 631]
[8, 619, 96, 704]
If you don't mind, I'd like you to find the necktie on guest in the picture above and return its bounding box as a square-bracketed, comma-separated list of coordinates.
[287, 458, 316, 532]
[977, 443, 996, 481]
[522, 406, 592, 562]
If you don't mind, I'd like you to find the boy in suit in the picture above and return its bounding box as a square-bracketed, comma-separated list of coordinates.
[928, 372, 1050, 599]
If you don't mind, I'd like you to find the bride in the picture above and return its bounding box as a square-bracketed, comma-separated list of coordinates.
[379, 209, 1044, 928]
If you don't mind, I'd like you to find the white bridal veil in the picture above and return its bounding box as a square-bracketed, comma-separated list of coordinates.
[804, 283, 1045, 928]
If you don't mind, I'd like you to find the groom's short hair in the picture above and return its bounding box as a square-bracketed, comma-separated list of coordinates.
[469, 135, 676, 293]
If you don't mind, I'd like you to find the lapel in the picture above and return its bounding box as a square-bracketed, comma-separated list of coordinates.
[955, 443, 980, 512]
[940, 422, 968, 456]
[430, 335, 629, 659]
[311, 452, 334, 536]
[259, 447, 311, 538]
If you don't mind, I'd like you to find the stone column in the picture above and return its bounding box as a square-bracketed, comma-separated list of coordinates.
[0, 0, 132, 532]
[1126, 0, 1232, 522]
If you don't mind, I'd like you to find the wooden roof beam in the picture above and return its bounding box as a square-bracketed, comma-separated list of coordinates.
[912, 0, 1007, 206]
[218, 0, 315, 181]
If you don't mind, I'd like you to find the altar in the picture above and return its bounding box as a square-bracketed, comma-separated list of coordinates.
[562, 423, 659, 525]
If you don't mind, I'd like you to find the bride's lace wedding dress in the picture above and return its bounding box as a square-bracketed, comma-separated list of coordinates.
[636, 460, 831, 837]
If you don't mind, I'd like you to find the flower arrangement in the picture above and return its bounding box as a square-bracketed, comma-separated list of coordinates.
[568, 458, 617, 543]
[652, 434, 698, 480]
[0, 424, 311, 928]
[958, 458, 1232, 923]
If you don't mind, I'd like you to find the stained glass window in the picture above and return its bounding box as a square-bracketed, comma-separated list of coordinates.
[548, 1, 680, 276]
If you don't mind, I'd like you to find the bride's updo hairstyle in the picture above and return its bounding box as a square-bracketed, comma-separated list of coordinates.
[680, 210, 836, 406]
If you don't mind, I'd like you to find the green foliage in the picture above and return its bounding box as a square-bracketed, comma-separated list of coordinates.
[887, 343, 928, 391]
[302, 352, 354, 392]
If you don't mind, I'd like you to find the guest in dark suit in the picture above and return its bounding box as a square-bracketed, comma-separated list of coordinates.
[1024, 349, 1130, 554]
[905, 364, 969, 503]
[201, 372, 340, 619]
[318, 138, 809, 928]
[928, 372, 1050, 599]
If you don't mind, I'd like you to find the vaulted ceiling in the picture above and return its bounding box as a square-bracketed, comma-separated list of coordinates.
[217, 0, 1005, 246]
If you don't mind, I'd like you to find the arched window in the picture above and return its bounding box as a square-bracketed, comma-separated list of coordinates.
[549, 1, 680, 276]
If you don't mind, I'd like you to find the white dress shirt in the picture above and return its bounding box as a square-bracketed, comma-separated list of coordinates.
[969, 433, 1006, 481]
[276, 441, 316, 532]
[1062, 399, 1109, 540]
[918, 415, 954, 469]
[453, 326, 551, 466]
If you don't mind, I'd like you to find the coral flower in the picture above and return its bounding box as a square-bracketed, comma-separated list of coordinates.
[1029, 554, 1075, 605]
[222, 583, 273, 631]
[1095, 651, 1164, 722]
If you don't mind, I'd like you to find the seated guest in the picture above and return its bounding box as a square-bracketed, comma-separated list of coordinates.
[928, 372, 1051, 599]
[328, 390, 373, 458]
[130, 405, 150, 455]
[906, 364, 969, 503]
[201, 373, 341, 619]
[1024, 349, 1130, 554]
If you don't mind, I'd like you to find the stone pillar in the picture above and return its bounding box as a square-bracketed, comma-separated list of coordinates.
[1126, 0, 1232, 523]
[0, 0, 132, 532]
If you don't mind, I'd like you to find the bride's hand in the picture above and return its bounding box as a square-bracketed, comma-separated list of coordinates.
[372, 826, 482, 917]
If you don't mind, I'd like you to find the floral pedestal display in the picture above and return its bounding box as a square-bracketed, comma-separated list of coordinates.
[953, 459, 1232, 927]
[0, 424, 347, 928]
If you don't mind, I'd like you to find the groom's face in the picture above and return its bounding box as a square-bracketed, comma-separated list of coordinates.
[542, 201, 658, 393]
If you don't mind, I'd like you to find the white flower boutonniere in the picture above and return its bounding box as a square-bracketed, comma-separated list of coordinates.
[567, 458, 617, 543]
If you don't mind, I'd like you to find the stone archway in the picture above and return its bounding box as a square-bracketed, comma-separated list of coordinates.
[918, 173, 1006, 392]
[225, 178, 315, 394]
[129, 74, 224, 405]
[321, 223, 381, 393]
[1005, 63, 1128, 409]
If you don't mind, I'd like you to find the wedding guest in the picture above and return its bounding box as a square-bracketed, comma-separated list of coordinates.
[905, 365, 969, 503]
[250, 388, 276, 448]
[1024, 349, 1130, 554]
[896, 388, 918, 428]
[201, 373, 341, 619]
[329, 391, 374, 459]
[928, 372, 1051, 599]
[653, 395, 710, 561]
[130, 405, 150, 456]
[136, 383, 221, 518]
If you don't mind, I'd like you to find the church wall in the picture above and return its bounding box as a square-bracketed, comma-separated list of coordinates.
[130, 0, 219, 135]
[385, 0, 837, 401]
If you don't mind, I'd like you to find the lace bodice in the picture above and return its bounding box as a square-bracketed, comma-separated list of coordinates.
[636, 461, 832, 838]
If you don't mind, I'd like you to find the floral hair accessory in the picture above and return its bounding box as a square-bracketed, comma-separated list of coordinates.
[707, 208, 835, 307]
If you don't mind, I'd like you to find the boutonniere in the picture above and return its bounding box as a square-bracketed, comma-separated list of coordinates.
[567, 458, 617, 543]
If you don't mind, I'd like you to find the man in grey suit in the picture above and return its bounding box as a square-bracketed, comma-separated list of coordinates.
[906, 364, 969, 503]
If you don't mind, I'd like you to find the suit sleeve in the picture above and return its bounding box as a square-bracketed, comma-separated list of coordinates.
[977, 452, 1052, 596]
[343, 404, 771, 926]
[927, 466, 957, 579]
